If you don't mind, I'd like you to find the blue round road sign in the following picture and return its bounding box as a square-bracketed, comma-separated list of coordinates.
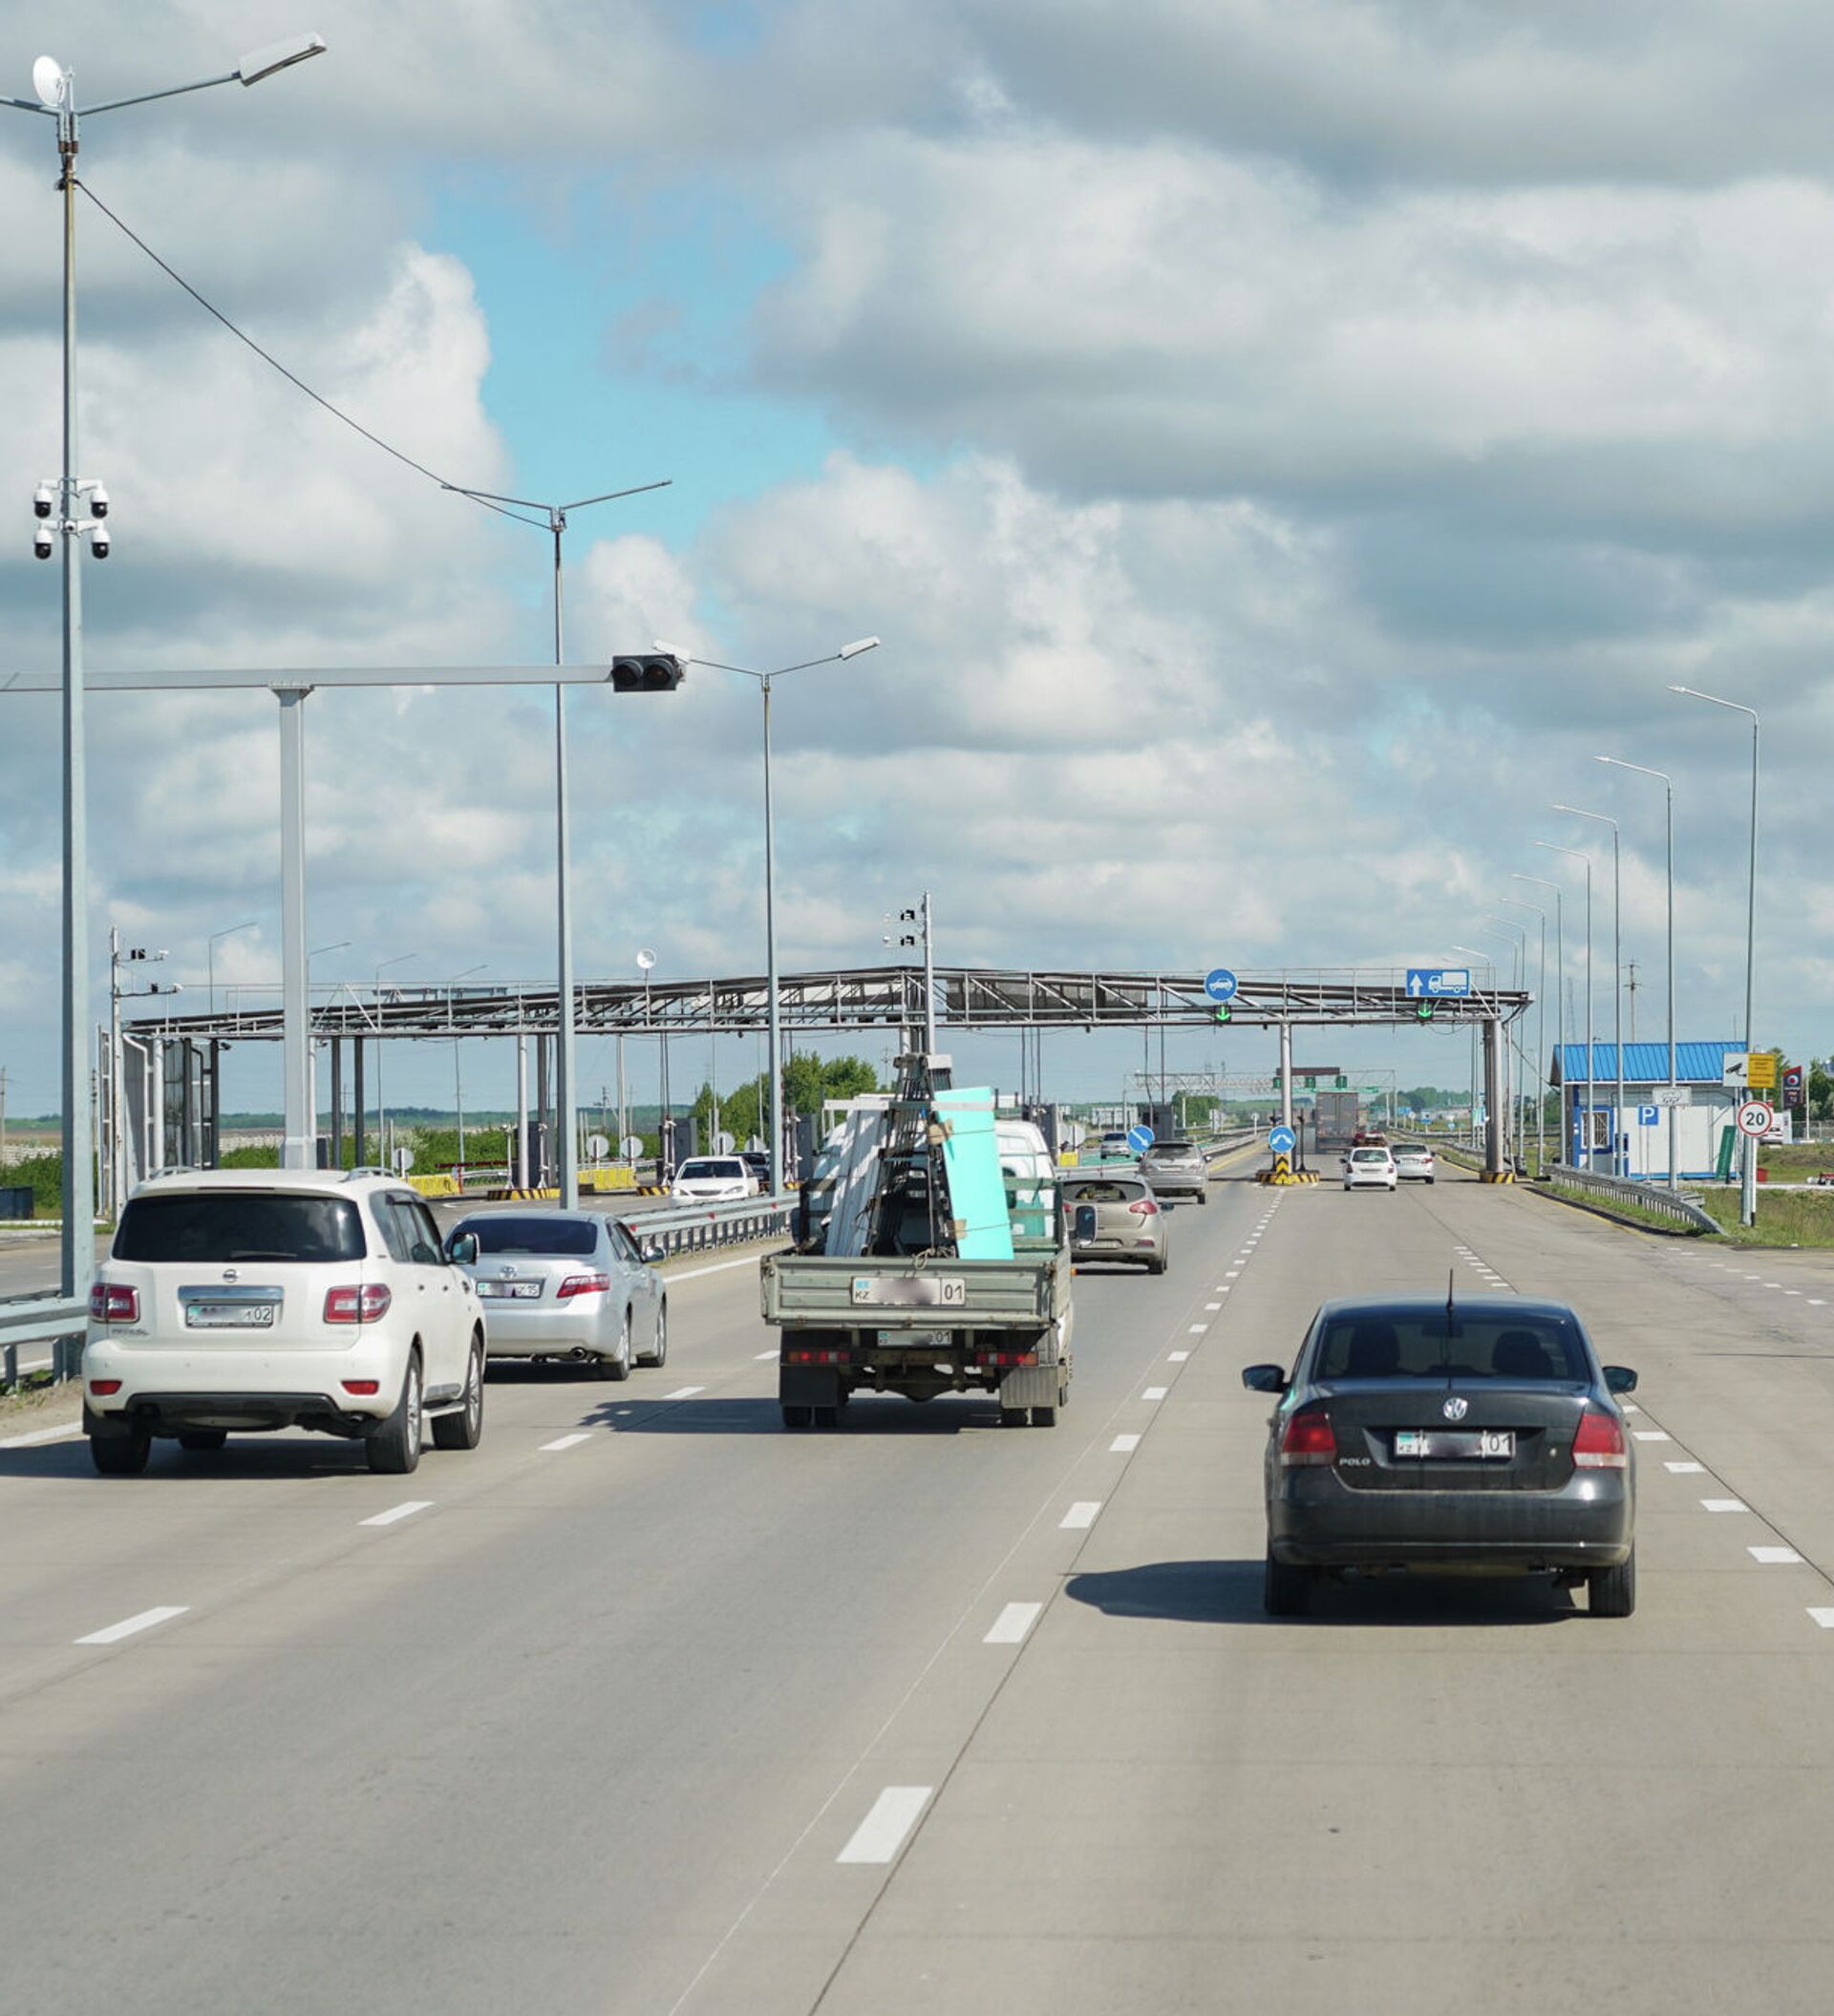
[1203, 967, 1239, 1003]
[1126, 1124, 1156, 1153]
[1268, 1124, 1296, 1155]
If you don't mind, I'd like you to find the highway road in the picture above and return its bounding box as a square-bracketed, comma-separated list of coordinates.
[6, 1158, 1834, 2012]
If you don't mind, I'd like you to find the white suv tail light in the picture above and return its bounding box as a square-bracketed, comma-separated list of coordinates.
[324, 1284, 392, 1325]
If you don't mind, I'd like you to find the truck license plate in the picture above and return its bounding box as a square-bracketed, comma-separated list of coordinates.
[851, 1275, 966, 1308]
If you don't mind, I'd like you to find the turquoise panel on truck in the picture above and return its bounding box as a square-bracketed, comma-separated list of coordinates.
[934, 1087, 1014, 1261]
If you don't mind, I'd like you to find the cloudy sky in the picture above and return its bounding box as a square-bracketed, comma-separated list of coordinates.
[4, 0, 1832, 1118]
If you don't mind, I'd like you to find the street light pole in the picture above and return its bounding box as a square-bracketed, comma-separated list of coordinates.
[662, 638, 882, 1192]
[1500, 897, 1546, 1172]
[4, 34, 327, 1298]
[1536, 840, 1594, 1167]
[1598, 755, 1677, 1188]
[1671, 687, 1759, 1223]
[1453, 946, 1497, 1148]
[1511, 874, 1564, 1166]
[1482, 921, 1527, 1166]
[206, 920, 259, 1022]
[1552, 808, 1622, 1177]
[443, 480, 670, 1209]
[373, 953, 416, 1174]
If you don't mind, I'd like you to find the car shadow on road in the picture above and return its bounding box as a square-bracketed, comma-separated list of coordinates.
[586, 1393, 1018, 1436]
[0, 1434, 373, 1480]
[1065, 1560, 1579, 1626]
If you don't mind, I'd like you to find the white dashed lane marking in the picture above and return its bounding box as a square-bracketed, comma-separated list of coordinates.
[360, 1500, 433, 1528]
[1110, 1433, 1141, 1453]
[1701, 1498, 1748, 1514]
[984, 1602, 1042, 1645]
[1750, 1546, 1804, 1565]
[75, 1605, 189, 1646]
[1060, 1501, 1102, 1530]
[1169, 1350, 1190, 1363]
[837, 1787, 932, 1865]
[664, 1387, 706, 1400]
[540, 1433, 592, 1453]
[1665, 1460, 1706, 1474]
[1632, 1431, 1672, 1443]
[1187, 1324, 1207, 1334]
[1142, 1387, 1168, 1402]
[1809, 1609, 1834, 1629]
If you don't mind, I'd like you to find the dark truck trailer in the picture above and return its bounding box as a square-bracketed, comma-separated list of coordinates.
[1312, 1090, 1361, 1149]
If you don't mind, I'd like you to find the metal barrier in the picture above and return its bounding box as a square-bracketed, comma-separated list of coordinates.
[618, 1192, 800, 1260]
[1543, 1162, 1720, 1233]
[1, 1294, 88, 1386]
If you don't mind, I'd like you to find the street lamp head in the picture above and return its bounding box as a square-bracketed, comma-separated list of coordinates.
[839, 636, 880, 660]
[236, 33, 327, 85]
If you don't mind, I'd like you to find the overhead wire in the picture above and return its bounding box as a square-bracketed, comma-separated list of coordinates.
[75, 177, 550, 530]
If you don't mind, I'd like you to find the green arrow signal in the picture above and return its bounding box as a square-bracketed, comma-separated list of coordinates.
[1416, 1001, 1435, 1020]
[1213, 1005, 1231, 1023]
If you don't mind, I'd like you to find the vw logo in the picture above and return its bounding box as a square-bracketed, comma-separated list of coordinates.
[1441, 1395, 1469, 1422]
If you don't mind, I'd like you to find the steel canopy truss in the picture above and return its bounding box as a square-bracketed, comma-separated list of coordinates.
[128, 966, 1531, 1045]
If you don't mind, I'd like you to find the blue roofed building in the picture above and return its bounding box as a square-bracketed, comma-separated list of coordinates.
[1552, 1040, 1757, 1179]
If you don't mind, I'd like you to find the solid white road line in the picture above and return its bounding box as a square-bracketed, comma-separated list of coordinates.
[1808, 1608, 1834, 1629]
[540, 1433, 592, 1453]
[1142, 1386, 1168, 1402]
[75, 1605, 189, 1646]
[0, 1421, 84, 1450]
[837, 1786, 933, 1865]
[1110, 1433, 1141, 1453]
[1060, 1500, 1102, 1530]
[664, 1386, 706, 1400]
[1701, 1498, 1748, 1513]
[1665, 1460, 1706, 1474]
[1750, 1546, 1804, 1565]
[984, 1602, 1043, 1645]
[360, 1500, 433, 1528]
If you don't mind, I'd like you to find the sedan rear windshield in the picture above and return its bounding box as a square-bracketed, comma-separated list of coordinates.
[1314, 1315, 1588, 1383]
[1350, 1149, 1392, 1162]
[457, 1216, 599, 1258]
[1143, 1143, 1196, 1157]
[116, 1192, 366, 1263]
[1063, 1180, 1145, 1201]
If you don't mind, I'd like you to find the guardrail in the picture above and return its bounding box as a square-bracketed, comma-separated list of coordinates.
[616, 1191, 800, 1260]
[1, 1294, 87, 1385]
[1542, 1162, 1720, 1233]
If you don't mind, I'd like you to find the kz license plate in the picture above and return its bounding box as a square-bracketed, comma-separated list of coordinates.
[851, 1275, 967, 1308]
[1394, 1429, 1514, 1459]
[184, 1303, 276, 1329]
[478, 1281, 542, 1299]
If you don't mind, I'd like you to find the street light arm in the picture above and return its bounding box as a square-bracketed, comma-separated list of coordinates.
[1596, 754, 1671, 785]
[80, 71, 241, 117]
[1669, 684, 1758, 723]
[1551, 803, 1617, 833]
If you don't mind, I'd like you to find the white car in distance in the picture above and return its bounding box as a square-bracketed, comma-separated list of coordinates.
[1392, 1144, 1437, 1183]
[1343, 1146, 1399, 1192]
[671, 1156, 757, 1202]
[82, 1168, 485, 1476]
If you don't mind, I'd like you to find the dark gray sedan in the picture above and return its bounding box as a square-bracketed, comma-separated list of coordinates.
[1242, 1294, 1636, 1617]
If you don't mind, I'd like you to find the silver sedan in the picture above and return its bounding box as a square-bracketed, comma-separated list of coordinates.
[446, 1210, 667, 1381]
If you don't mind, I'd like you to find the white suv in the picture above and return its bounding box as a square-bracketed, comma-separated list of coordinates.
[83, 1169, 485, 1477]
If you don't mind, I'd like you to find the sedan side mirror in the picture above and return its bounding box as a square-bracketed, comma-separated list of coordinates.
[447, 1232, 479, 1265]
[1241, 1364, 1288, 1393]
[640, 1241, 665, 1265]
[1603, 1365, 1638, 1394]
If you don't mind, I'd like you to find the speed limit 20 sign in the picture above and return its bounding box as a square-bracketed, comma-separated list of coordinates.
[1736, 1100, 1776, 1138]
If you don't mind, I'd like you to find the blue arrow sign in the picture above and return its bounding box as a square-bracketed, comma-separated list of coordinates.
[1406, 967, 1471, 999]
[1268, 1124, 1296, 1155]
[1126, 1124, 1156, 1153]
[1203, 967, 1239, 1003]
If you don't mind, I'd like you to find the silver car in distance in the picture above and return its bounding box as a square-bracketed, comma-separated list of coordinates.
[446, 1210, 668, 1381]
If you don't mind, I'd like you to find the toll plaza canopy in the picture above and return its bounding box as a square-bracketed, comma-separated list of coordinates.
[128, 965, 1532, 1043]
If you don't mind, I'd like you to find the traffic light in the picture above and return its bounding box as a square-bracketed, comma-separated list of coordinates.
[1334, 1075, 1348, 1089]
[1416, 1001, 1434, 1021]
[1302, 1076, 1315, 1091]
[609, 653, 685, 692]
[1213, 1005, 1231, 1024]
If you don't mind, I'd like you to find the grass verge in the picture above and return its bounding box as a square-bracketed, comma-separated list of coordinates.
[1686, 1186, 1834, 1248]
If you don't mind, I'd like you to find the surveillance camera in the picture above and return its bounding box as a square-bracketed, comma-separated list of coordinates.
[32, 484, 53, 519]
[32, 524, 53, 560]
[89, 524, 109, 558]
[90, 483, 108, 519]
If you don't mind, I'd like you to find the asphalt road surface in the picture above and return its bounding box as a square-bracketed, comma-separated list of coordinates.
[6, 1150, 1834, 2013]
